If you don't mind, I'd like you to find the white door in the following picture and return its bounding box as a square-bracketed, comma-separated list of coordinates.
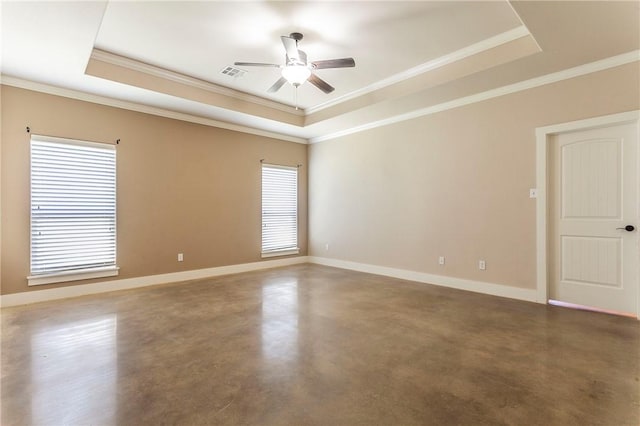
[549, 123, 638, 315]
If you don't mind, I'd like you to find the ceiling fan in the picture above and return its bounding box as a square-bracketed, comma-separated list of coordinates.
[234, 32, 355, 94]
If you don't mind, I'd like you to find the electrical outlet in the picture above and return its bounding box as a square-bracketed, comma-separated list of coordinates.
[479, 260, 486, 270]
[178, 253, 184, 262]
[529, 188, 537, 198]
[438, 256, 445, 265]
[325, 243, 330, 251]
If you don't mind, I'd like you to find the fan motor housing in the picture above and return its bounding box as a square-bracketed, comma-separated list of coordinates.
[289, 32, 304, 42]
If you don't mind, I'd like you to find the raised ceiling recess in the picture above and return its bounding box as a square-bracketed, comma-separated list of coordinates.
[2, 1, 639, 140]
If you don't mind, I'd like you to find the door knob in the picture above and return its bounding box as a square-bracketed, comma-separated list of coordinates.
[616, 225, 635, 232]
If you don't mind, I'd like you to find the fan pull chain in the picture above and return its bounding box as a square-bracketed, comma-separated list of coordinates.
[294, 86, 299, 110]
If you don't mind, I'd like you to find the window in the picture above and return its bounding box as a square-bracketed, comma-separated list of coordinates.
[261, 163, 299, 257]
[29, 135, 117, 285]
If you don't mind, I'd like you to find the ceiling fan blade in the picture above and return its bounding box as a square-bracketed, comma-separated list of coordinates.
[234, 62, 281, 68]
[308, 73, 335, 94]
[280, 36, 300, 62]
[267, 77, 287, 93]
[311, 58, 356, 69]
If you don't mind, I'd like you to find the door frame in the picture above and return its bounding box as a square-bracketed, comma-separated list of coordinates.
[535, 110, 640, 316]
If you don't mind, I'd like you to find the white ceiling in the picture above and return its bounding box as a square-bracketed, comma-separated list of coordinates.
[94, 1, 521, 109]
[1, 1, 639, 141]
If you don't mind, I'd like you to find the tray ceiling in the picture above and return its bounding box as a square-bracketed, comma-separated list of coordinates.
[1, 1, 638, 141]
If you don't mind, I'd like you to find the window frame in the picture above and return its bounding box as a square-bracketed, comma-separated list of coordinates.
[27, 134, 119, 286]
[261, 163, 299, 258]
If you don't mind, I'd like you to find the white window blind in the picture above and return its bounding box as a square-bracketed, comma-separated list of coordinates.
[30, 135, 116, 276]
[261, 164, 298, 256]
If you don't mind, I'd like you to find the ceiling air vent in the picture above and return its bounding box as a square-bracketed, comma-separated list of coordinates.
[220, 66, 247, 78]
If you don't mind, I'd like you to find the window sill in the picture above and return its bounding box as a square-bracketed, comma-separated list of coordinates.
[27, 266, 120, 286]
[261, 248, 300, 258]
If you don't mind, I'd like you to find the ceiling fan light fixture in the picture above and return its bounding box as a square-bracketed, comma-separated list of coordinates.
[236, 32, 352, 94]
[282, 65, 311, 86]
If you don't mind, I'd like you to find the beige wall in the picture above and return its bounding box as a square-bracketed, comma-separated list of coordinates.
[0, 86, 308, 295]
[2, 62, 638, 297]
[308, 62, 640, 290]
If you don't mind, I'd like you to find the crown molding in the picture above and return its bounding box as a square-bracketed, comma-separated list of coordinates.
[0, 75, 308, 144]
[4, 49, 637, 146]
[505, 0, 542, 53]
[310, 50, 640, 143]
[304, 26, 532, 115]
[92, 27, 532, 119]
[90, 49, 304, 117]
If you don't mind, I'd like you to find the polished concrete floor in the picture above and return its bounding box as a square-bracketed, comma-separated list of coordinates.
[2, 264, 639, 425]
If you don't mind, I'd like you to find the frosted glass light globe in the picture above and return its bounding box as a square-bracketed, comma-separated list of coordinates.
[282, 65, 311, 86]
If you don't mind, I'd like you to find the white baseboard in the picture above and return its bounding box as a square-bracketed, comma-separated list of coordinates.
[1, 255, 538, 307]
[308, 256, 538, 303]
[0, 256, 309, 307]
